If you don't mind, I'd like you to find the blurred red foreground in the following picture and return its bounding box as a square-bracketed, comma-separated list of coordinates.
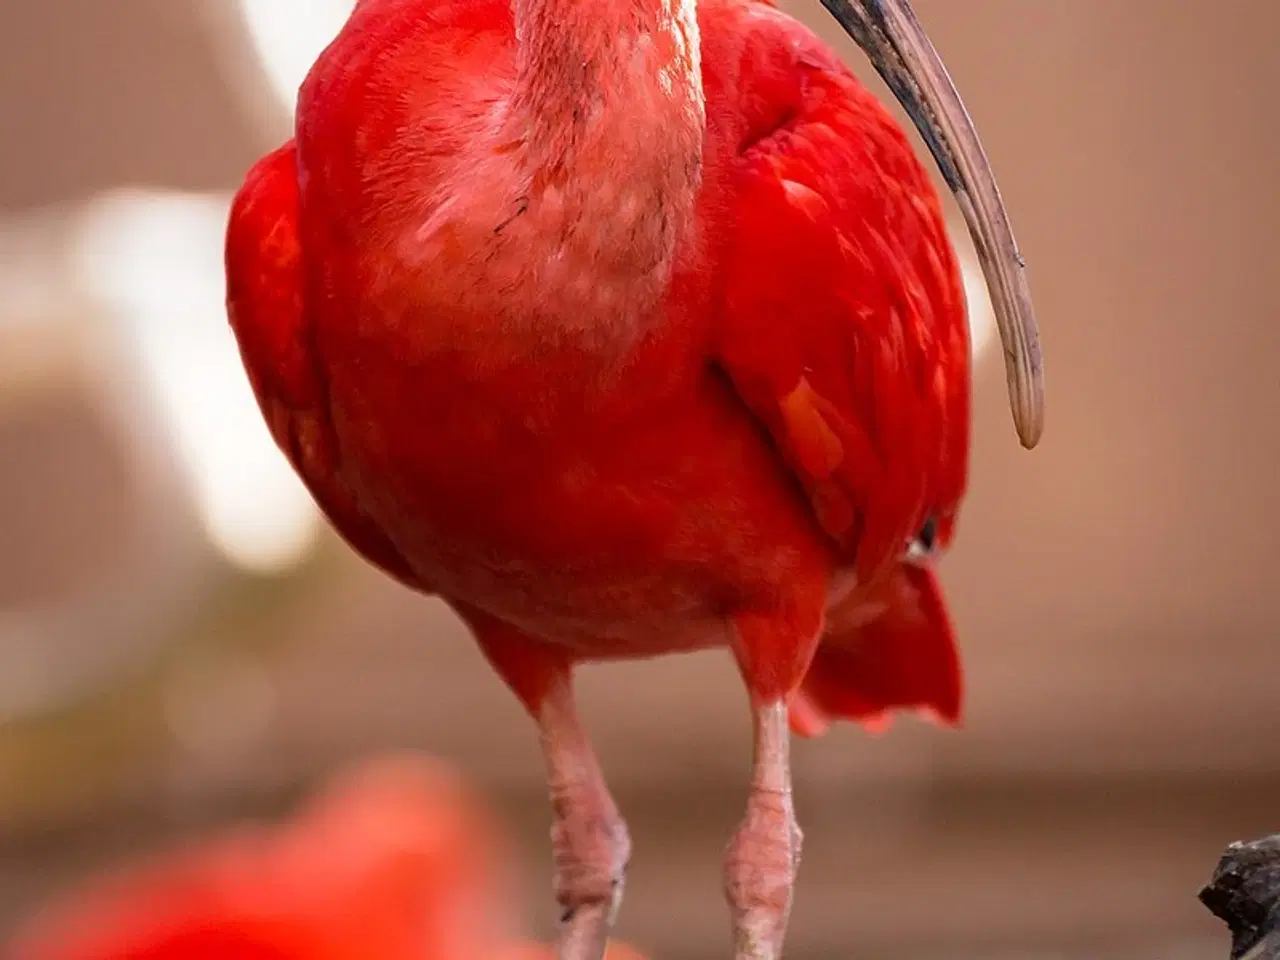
[7, 753, 647, 960]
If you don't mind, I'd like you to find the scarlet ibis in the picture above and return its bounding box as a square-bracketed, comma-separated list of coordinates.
[225, 0, 1044, 957]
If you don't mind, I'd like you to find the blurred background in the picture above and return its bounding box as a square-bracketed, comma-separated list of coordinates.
[1, 0, 1277, 957]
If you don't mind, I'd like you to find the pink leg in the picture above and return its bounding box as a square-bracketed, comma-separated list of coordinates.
[537, 674, 631, 960]
[462, 609, 630, 960]
[725, 594, 827, 960]
[724, 700, 803, 960]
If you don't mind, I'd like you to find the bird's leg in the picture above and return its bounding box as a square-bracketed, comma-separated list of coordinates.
[537, 672, 632, 960]
[724, 699, 803, 960]
[724, 600, 826, 960]
[462, 609, 630, 960]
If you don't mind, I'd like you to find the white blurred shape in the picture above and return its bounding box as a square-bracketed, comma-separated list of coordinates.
[70, 189, 321, 575]
[237, 0, 355, 113]
[959, 247, 997, 360]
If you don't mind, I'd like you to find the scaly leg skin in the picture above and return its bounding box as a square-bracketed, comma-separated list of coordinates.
[724, 701, 804, 960]
[461, 609, 630, 960]
[538, 673, 632, 960]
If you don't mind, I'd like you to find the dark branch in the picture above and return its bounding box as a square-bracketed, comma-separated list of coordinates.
[1201, 835, 1280, 959]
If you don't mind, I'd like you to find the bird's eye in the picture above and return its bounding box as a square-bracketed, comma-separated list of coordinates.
[905, 517, 938, 562]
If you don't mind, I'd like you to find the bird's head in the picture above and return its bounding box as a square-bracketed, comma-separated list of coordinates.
[823, 0, 1045, 451]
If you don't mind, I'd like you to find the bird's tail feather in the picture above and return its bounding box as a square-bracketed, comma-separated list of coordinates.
[788, 563, 962, 738]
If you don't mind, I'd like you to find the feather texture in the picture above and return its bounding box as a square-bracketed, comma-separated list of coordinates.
[225, 0, 971, 731]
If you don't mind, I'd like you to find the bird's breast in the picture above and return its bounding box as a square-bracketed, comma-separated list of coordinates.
[313, 330, 831, 653]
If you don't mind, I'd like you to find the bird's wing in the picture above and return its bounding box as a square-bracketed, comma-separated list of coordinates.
[710, 15, 971, 583]
[225, 143, 421, 588]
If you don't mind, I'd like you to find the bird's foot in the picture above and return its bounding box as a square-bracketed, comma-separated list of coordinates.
[724, 786, 803, 960]
[552, 808, 631, 960]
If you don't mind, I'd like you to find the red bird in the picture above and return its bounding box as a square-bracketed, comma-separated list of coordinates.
[9, 755, 518, 960]
[225, 0, 1044, 957]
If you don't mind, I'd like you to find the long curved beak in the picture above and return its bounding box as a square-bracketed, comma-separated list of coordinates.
[821, 0, 1045, 449]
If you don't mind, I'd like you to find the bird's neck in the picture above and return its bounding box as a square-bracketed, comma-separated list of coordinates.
[502, 0, 706, 330]
[511, 0, 703, 137]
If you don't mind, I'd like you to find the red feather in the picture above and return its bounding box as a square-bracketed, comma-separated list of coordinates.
[225, 0, 971, 733]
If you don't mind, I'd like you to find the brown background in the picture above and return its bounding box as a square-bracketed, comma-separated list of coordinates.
[1, 1, 1277, 957]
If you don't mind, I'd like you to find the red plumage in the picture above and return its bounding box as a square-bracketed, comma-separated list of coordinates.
[227, 0, 967, 723]
[224, 0, 999, 955]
